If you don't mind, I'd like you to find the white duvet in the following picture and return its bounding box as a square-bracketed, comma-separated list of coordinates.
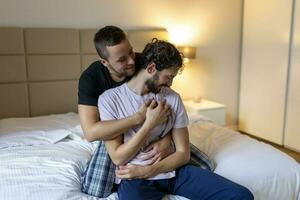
[189, 122, 300, 200]
[0, 113, 299, 200]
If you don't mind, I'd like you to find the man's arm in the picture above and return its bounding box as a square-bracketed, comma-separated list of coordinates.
[115, 127, 190, 179]
[78, 104, 146, 142]
[137, 132, 174, 163]
[104, 100, 170, 166]
[104, 123, 152, 166]
[148, 127, 190, 174]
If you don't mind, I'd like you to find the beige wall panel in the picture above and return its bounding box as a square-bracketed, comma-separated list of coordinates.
[0, 27, 24, 54]
[0, 83, 29, 118]
[29, 81, 78, 116]
[239, 0, 292, 144]
[128, 30, 168, 52]
[27, 55, 81, 81]
[81, 54, 99, 71]
[80, 29, 97, 54]
[0, 56, 26, 83]
[79, 29, 127, 54]
[25, 28, 80, 54]
[284, 0, 300, 152]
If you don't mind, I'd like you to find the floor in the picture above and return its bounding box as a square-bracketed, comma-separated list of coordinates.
[240, 132, 300, 163]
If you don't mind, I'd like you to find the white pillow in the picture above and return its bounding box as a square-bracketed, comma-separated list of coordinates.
[0, 129, 72, 149]
[0, 112, 84, 149]
[0, 112, 80, 134]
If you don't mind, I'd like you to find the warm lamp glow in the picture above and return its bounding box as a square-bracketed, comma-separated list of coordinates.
[167, 26, 193, 45]
[177, 46, 196, 59]
[177, 46, 196, 63]
[166, 26, 196, 63]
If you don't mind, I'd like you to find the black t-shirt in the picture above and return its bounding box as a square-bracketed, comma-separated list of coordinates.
[78, 54, 141, 106]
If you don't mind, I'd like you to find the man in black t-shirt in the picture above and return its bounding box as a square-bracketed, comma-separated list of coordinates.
[78, 26, 172, 197]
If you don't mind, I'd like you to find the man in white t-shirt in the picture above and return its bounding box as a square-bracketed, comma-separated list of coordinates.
[98, 39, 254, 200]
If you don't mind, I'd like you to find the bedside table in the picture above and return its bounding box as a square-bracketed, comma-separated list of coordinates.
[183, 99, 226, 126]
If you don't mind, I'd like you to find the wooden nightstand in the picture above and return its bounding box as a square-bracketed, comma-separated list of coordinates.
[183, 99, 226, 126]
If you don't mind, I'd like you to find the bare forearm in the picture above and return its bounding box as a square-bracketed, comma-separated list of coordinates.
[147, 127, 190, 178]
[115, 151, 190, 180]
[106, 123, 153, 166]
[149, 151, 190, 176]
[78, 104, 143, 141]
[85, 115, 141, 141]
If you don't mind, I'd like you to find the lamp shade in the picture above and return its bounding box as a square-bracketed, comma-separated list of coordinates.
[177, 46, 196, 59]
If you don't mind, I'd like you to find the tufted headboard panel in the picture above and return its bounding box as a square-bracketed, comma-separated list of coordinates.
[0, 27, 168, 119]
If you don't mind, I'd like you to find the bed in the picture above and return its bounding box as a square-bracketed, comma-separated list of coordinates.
[0, 112, 299, 200]
[0, 27, 299, 200]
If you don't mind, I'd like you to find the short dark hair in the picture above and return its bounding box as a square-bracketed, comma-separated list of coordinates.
[139, 38, 183, 71]
[94, 26, 126, 59]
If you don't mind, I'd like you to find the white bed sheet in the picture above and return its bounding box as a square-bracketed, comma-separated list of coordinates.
[189, 122, 300, 200]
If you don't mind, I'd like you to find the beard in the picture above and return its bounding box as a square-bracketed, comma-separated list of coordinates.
[123, 66, 135, 77]
[145, 73, 162, 94]
[106, 63, 135, 78]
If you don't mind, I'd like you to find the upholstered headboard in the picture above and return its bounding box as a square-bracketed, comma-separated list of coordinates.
[0, 27, 168, 119]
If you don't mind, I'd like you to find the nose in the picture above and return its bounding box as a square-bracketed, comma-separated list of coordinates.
[128, 54, 135, 65]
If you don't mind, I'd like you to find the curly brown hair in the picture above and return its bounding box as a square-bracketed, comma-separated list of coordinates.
[139, 38, 183, 71]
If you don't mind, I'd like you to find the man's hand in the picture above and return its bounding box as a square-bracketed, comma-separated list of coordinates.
[137, 133, 174, 164]
[134, 98, 153, 125]
[144, 99, 170, 129]
[115, 164, 154, 180]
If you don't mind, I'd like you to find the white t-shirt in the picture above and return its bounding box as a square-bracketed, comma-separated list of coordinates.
[98, 83, 188, 182]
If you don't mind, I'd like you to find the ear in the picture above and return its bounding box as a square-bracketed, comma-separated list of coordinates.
[146, 62, 157, 75]
[99, 58, 109, 67]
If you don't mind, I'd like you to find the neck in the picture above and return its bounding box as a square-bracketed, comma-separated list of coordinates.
[127, 72, 149, 95]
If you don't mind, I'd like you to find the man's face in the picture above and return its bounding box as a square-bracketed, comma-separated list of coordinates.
[103, 39, 135, 78]
[146, 67, 179, 93]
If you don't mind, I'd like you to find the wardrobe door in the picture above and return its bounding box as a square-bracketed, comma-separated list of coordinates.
[284, 0, 300, 152]
[239, 0, 293, 144]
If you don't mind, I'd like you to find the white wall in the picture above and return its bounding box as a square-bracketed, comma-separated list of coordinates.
[239, 0, 293, 144]
[0, 0, 243, 127]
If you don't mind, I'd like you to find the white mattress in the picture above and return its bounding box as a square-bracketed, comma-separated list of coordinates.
[189, 121, 300, 200]
[1, 113, 299, 200]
